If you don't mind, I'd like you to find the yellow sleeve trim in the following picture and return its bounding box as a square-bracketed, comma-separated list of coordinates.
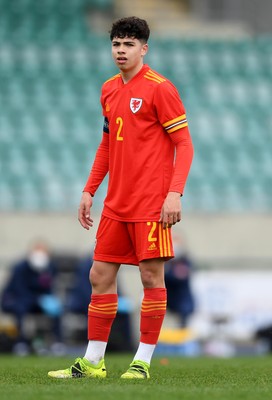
[168, 122, 188, 133]
[162, 114, 187, 128]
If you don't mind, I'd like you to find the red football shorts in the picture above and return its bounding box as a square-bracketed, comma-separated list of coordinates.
[93, 215, 174, 265]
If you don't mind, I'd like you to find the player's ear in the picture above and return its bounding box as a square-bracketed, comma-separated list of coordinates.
[141, 43, 148, 57]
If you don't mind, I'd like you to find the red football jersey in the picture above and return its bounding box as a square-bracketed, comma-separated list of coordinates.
[84, 64, 193, 222]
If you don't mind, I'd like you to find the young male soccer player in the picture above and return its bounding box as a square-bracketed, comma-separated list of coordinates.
[48, 16, 193, 379]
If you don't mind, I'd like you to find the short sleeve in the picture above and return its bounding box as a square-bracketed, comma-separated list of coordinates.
[154, 81, 188, 134]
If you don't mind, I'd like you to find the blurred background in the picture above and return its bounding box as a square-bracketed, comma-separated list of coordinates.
[0, 0, 272, 357]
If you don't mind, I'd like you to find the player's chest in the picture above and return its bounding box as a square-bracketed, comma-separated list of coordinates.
[104, 86, 154, 121]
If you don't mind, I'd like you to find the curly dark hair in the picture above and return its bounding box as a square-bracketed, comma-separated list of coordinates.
[109, 16, 150, 43]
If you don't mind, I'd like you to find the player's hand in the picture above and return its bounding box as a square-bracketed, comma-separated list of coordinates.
[78, 192, 94, 230]
[159, 192, 182, 229]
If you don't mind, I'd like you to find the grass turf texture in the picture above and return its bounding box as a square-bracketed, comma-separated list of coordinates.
[0, 354, 271, 400]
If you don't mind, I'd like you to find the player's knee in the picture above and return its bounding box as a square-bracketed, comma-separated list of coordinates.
[140, 269, 161, 288]
[140, 260, 165, 288]
[89, 266, 101, 289]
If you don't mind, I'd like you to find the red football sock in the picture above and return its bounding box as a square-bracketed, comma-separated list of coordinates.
[88, 293, 118, 342]
[140, 288, 167, 345]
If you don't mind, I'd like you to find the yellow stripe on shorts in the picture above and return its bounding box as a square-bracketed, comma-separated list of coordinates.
[159, 224, 172, 257]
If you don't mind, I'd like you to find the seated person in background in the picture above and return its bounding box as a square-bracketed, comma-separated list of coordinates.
[164, 237, 195, 327]
[1, 240, 64, 355]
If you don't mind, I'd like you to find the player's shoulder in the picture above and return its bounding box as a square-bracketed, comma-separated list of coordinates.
[143, 67, 175, 90]
[102, 73, 121, 89]
[144, 67, 166, 83]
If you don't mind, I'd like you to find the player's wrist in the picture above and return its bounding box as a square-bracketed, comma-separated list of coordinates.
[168, 191, 182, 197]
[82, 191, 94, 197]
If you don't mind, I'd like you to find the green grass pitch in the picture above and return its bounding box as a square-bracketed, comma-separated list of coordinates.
[0, 354, 271, 400]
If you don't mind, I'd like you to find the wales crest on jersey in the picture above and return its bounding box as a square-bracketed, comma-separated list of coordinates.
[130, 98, 143, 113]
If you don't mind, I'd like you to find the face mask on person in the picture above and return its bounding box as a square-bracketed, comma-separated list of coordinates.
[28, 250, 50, 272]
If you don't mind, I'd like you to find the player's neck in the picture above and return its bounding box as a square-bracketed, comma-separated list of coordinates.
[120, 63, 144, 84]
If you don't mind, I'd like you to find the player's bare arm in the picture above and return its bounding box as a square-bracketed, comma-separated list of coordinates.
[78, 192, 94, 230]
[159, 191, 182, 229]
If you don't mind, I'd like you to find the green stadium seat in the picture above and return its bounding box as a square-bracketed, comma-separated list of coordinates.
[0, 1, 271, 211]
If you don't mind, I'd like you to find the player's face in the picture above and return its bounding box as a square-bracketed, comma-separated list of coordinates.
[111, 37, 148, 74]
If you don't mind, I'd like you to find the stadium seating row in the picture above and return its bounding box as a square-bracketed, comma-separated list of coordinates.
[0, 1, 271, 211]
